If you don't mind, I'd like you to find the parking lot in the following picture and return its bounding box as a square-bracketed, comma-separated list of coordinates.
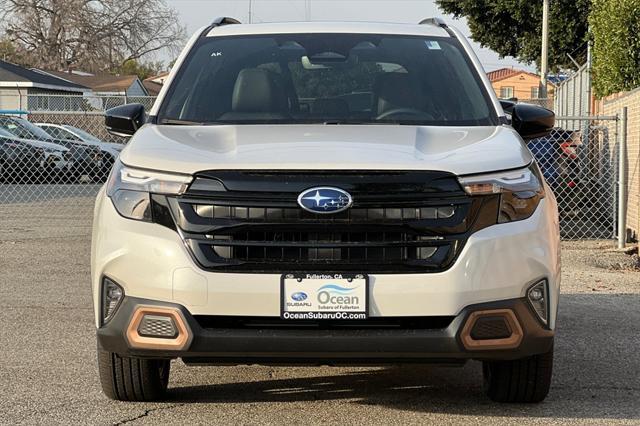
[0, 200, 638, 425]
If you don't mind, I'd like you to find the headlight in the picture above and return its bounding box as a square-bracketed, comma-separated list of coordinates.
[106, 158, 192, 221]
[458, 163, 545, 223]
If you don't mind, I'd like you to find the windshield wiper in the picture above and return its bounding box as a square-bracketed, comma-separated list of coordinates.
[159, 118, 206, 126]
[323, 120, 396, 125]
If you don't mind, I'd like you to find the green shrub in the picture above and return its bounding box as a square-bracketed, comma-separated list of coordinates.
[591, 0, 640, 98]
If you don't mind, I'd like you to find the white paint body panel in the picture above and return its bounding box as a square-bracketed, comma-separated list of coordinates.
[92, 188, 560, 329]
[119, 124, 532, 175]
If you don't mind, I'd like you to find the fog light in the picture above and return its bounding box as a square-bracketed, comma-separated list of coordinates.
[102, 277, 124, 325]
[527, 280, 549, 326]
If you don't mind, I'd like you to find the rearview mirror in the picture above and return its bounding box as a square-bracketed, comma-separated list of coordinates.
[105, 103, 145, 138]
[511, 104, 555, 140]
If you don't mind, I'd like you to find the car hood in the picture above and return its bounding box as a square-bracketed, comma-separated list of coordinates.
[120, 124, 532, 176]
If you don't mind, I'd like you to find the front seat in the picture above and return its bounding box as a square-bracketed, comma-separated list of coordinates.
[372, 73, 426, 117]
[219, 68, 289, 120]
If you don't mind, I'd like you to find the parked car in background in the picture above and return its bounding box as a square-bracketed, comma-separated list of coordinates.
[527, 129, 581, 215]
[0, 127, 68, 182]
[0, 115, 102, 182]
[0, 132, 43, 183]
[36, 123, 123, 181]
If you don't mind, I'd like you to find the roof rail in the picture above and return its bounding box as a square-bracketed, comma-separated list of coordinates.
[202, 17, 241, 36]
[419, 17, 448, 28]
[210, 17, 241, 27]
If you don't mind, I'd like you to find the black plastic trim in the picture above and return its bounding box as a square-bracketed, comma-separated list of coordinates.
[97, 296, 555, 363]
[154, 171, 501, 274]
[201, 16, 242, 37]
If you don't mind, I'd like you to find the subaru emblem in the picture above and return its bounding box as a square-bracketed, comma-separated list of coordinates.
[297, 187, 353, 214]
[291, 292, 308, 301]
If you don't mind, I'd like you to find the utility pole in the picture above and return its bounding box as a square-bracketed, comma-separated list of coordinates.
[305, 0, 311, 21]
[540, 0, 550, 99]
[248, 0, 253, 23]
[586, 34, 592, 115]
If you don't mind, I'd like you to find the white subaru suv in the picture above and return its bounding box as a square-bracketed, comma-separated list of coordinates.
[93, 17, 560, 403]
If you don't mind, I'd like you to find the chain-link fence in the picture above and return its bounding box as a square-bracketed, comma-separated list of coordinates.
[0, 94, 156, 236]
[519, 98, 554, 110]
[528, 116, 620, 239]
[0, 94, 627, 241]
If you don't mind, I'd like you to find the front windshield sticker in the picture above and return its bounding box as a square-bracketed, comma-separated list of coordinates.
[425, 41, 441, 50]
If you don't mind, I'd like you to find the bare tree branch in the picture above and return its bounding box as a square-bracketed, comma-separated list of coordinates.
[0, 0, 185, 72]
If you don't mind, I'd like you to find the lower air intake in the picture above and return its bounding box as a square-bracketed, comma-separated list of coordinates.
[137, 315, 178, 339]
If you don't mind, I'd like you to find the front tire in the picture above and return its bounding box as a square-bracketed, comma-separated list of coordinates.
[98, 347, 171, 401]
[482, 344, 553, 403]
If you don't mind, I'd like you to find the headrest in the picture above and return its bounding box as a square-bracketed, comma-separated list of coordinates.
[373, 73, 425, 115]
[231, 68, 287, 113]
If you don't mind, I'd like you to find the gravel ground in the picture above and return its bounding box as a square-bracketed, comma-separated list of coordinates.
[1, 204, 639, 425]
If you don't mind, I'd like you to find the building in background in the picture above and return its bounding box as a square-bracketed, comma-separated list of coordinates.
[487, 67, 555, 101]
[0, 60, 88, 110]
[41, 70, 149, 97]
[142, 72, 170, 96]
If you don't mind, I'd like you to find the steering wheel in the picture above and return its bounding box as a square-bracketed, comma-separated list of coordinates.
[376, 108, 434, 121]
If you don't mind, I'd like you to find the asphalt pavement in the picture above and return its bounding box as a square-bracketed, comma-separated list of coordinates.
[0, 204, 639, 425]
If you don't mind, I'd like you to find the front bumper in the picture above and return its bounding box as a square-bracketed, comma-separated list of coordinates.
[97, 295, 554, 363]
[92, 187, 561, 327]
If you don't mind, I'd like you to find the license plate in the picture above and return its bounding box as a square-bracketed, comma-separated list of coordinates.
[281, 273, 368, 320]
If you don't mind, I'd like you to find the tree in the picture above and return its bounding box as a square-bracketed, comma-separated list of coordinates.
[117, 59, 164, 80]
[0, 38, 22, 63]
[590, 0, 640, 98]
[0, 0, 186, 73]
[436, 0, 591, 71]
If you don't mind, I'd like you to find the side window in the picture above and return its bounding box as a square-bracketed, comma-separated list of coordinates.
[60, 129, 81, 140]
[51, 127, 78, 140]
[43, 127, 61, 138]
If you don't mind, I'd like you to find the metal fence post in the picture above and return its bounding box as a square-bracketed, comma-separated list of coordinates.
[618, 107, 628, 248]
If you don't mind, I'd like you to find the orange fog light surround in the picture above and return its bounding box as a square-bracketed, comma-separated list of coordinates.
[460, 309, 523, 351]
[125, 306, 193, 351]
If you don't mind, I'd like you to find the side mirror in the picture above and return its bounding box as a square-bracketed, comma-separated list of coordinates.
[499, 99, 516, 115]
[511, 104, 555, 140]
[105, 103, 145, 137]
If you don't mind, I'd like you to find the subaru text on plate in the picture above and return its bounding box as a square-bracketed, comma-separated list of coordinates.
[92, 17, 560, 403]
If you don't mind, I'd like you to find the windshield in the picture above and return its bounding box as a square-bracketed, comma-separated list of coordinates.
[64, 125, 103, 143]
[0, 127, 15, 138]
[0, 116, 52, 141]
[158, 33, 497, 126]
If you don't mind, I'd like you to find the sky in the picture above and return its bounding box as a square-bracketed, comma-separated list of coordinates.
[165, 0, 535, 73]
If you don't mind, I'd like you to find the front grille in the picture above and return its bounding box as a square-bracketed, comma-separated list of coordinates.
[157, 171, 499, 273]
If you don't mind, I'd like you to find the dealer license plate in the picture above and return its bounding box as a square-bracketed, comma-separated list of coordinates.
[281, 273, 368, 320]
